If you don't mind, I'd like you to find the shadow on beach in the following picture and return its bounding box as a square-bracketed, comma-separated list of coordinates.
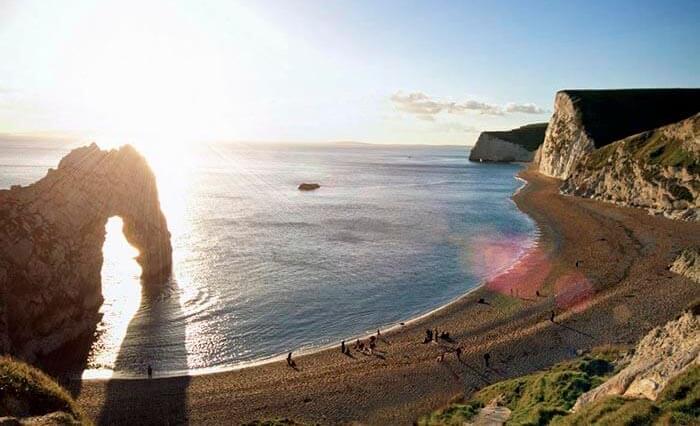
[97, 278, 191, 425]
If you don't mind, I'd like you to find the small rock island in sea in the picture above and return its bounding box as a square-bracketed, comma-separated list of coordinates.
[298, 183, 321, 191]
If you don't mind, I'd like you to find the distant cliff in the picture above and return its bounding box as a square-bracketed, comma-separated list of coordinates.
[0, 144, 172, 361]
[561, 113, 699, 221]
[469, 123, 547, 162]
[538, 89, 700, 179]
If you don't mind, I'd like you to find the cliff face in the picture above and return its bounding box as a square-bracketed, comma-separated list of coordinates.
[538, 89, 700, 179]
[469, 123, 547, 163]
[0, 144, 172, 361]
[573, 310, 699, 410]
[561, 113, 700, 221]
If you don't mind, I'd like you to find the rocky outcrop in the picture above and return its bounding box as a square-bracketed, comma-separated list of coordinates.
[573, 311, 699, 411]
[561, 113, 699, 221]
[538, 89, 700, 179]
[670, 247, 700, 283]
[469, 123, 547, 163]
[298, 183, 320, 191]
[0, 144, 172, 361]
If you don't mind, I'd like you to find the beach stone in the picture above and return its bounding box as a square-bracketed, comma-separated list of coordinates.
[669, 247, 700, 283]
[298, 183, 320, 191]
[0, 144, 172, 361]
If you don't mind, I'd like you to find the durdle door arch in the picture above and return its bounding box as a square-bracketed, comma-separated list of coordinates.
[0, 143, 172, 361]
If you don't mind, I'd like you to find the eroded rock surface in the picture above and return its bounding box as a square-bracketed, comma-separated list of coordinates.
[538, 89, 700, 179]
[573, 311, 699, 410]
[0, 144, 171, 361]
[670, 247, 700, 283]
[561, 113, 700, 221]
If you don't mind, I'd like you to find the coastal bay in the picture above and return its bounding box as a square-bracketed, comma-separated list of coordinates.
[74, 167, 700, 424]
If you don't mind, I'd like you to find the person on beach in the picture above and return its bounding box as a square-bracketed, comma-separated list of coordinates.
[354, 339, 360, 349]
[434, 328, 439, 342]
[368, 336, 377, 355]
[287, 352, 295, 368]
[147, 364, 153, 379]
[341, 340, 345, 353]
[377, 329, 381, 337]
[483, 352, 490, 368]
[424, 329, 433, 343]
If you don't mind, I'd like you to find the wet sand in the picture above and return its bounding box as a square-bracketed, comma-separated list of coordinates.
[74, 168, 700, 425]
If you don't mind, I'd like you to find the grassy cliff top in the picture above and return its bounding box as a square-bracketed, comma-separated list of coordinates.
[482, 122, 548, 152]
[419, 350, 619, 426]
[0, 356, 87, 424]
[560, 88, 700, 148]
[418, 345, 699, 425]
[585, 113, 700, 173]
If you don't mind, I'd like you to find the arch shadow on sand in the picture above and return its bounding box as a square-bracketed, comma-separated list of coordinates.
[95, 278, 191, 425]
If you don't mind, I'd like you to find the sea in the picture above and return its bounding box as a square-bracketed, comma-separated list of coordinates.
[0, 140, 537, 377]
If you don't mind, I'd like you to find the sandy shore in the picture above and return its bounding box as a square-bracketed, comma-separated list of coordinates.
[72, 168, 700, 425]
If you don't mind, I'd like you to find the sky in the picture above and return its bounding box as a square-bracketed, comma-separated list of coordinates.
[0, 0, 699, 146]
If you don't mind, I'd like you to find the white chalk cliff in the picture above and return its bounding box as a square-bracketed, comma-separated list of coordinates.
[469, 123, 547, 163]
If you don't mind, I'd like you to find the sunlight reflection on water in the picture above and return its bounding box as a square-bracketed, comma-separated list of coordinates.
[49, 143, 537, 377]
[87, 217, 142, 378]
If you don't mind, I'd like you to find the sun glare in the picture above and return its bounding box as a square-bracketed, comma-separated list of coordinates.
[86, 216, 142, 378]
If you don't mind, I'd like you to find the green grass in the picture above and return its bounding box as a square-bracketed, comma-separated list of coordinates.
[418, 354, 617, 426]
[583, 119, 699, 173]
[555, 365, 699, 426]
[0, 356, 87, 423]
[417, 401, 484, 426]
[420, 348, 699, 426]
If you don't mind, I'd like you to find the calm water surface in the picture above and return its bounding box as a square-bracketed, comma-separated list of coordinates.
[0, 141, 536, 377]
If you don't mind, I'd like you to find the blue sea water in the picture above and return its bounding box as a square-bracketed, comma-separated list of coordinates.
[0, 141, 536, 376]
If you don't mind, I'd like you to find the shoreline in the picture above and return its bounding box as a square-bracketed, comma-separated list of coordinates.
[74, 167, 700, 425]
[80, 167, 539, 381]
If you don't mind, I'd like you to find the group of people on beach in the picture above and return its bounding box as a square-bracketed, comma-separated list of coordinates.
[345, 329, 383, 356]
[423, 327, 451, 344]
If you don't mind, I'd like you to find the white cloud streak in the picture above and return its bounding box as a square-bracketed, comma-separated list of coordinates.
[391, 91, 548, 120]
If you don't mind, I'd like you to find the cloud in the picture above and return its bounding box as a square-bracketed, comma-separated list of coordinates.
[439, 122, 480, 133]
[391, 91, 548, 120]
[390, 92, 444, 120]
[505, 102, 547, 114]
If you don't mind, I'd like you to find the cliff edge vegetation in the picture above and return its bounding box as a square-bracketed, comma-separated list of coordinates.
[0, 356, 87, 425]
[562, 113, 699, 221]
[538, 89, 700, 179]
[419, 309, 699, 425]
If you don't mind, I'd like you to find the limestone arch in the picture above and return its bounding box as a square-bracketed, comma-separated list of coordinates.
[0, 144, 172, 360]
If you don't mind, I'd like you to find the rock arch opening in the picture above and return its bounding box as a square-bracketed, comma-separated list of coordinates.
[0, 143, 172, 361]
[90, 216, 143, 373]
